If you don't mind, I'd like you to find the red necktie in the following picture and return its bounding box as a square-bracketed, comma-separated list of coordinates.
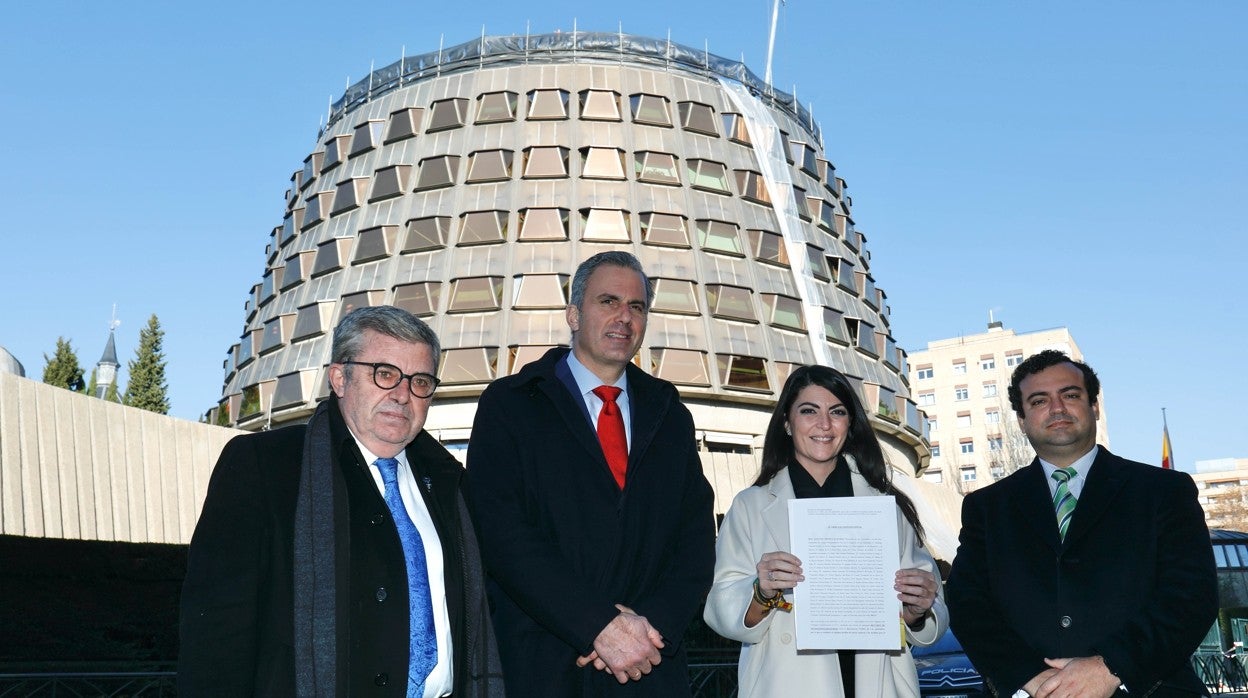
[592, 385, 628, 490]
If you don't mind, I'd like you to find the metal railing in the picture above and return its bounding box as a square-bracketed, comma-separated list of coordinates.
[0, 671, 176, 697]
[1194, 652, 1248, 694]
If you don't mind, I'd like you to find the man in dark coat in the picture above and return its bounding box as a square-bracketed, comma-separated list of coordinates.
[465, 251, 716, 696]
[179, 306, 503, 697]
[947, 350, 1217, 698]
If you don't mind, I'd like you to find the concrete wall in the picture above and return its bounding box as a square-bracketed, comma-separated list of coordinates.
[0, 372, 241, 544]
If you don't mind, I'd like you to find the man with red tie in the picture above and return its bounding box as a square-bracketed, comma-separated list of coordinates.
[466, 251, 716, 696]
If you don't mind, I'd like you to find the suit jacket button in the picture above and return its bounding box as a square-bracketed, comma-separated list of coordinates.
[370, 513, 385, 525]
[376, 587, 387, 602]
[374, 673, 389, 686]
[1060, 615, 1072, 628]
[780, 633, 792, 644]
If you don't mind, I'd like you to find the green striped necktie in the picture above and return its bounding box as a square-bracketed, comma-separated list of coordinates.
[1052, 467, 1077, 541]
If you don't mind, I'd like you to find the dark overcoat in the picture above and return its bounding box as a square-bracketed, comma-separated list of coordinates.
[179, 396, 501, 696]
[465, 347, 716, 697]
[947, 448, 1217, 697]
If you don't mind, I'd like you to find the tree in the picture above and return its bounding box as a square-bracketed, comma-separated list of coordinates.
[42, 337, 86, 392]
[985, 399, 1034, 482]
[122, 314, 170, 414]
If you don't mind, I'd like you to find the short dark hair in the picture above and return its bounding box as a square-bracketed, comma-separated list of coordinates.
[1007, 349, 1100, 417]
[331, 305, 441, 372]
[568, 251, 654, 309]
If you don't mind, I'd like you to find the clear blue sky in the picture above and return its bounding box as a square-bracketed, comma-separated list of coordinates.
[3, 1, 1244, 470]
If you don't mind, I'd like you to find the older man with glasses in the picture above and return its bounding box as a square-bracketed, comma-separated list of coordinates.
[180, 306, 503, 697]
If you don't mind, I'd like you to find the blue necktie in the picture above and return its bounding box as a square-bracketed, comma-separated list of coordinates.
[375, 457, 437, 697]
[1052, 467, 1078, 542]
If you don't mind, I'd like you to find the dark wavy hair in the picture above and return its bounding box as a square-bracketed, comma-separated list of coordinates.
[756, 365, 925, 546]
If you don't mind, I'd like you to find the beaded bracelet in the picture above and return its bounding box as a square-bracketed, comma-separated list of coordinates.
[752, 578, 793, 612]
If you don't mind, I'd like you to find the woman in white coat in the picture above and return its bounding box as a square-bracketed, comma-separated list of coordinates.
[704, 365, 948, 697]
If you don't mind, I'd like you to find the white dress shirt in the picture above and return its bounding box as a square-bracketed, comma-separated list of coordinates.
[355, 438, 454, 698]
[566, 350, 632, 450]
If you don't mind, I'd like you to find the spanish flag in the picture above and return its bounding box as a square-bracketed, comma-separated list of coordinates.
[1161, 418, 1174, 470]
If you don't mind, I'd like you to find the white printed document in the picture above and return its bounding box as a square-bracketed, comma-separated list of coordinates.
[787, 496, 900, 650]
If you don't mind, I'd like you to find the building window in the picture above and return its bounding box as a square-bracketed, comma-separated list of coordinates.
[735, 170, 771, 205]
[846, 318, 878, 356]
[790, 141, 819, 175]
[522, 146, 570, 179]
[961, 467, 977, 482]
[957, 412, 972, 428]
[981, 356, 996, 370]
[917, 366, 934, 380]
[831, 257, 858, 294]
[985, 409, 1001, 424]
[427, 98, 469, 132]
[300, 152, 323, 189]
[747, 229, 788, 267]
[651, 279, 700, 315]
[931, 444, 941, 458]
[402, 216, 451, 253]
[677, 101, 718, 136]
[339, 290, 379, 318]
[508, 345, 557, 375]
[696, 219, 742, 256]
[805, 246, 829, 280]
[370, 165, 412, 201]
[466, 149, 514, 183]
[302, 191, 333, 229]
[578, 89, 621, 121]
[960, 440, 975, 454]
[457, 210, 508, 246]
[630, 93, 672, 126]
[349, 120, 385, 157]
[392, 282, 441, 316]
[634, 151, 680, 185]
[353, 225, 399, 264]
[685, 159, 730, 193]
[988, 436, 1003, 452]
[722, 112, 751, 144]
[320, 135, 350, 173]
[512, 274, 569, 309]
[517, 208, 570, 241]
[955, 386, 969, 401]
[918, 391, 935, 406]
[439, 347, 499, 385]
[983, 382, 998, 398]
[527, 89, 570, 120]
[292, 303, 331, 342]
[717, 354, 770, 392]
[579, 208, 630, 242]
[581, 147, 626, 180]
[706, 285, 757, 323]
[762, 294, 805, 332]
[311, 238, 350, 277]
[414, 155, 460, 191]
[953, 361, 967, 375]
[447, 277, 503, 313]
[385, 107, 423, 143]
[331, 178, 369, 215]
[928, 417, 938, 431]
[652, 348, 710, 386]
[260, 314, 294, 354]
[639, 212, 690, 248]
[1006, 351, 1024, 367]
[823, 307, 849, 344]
[475, 91, 518, 124]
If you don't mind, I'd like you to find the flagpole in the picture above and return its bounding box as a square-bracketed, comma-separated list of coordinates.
[1161, 407, 1174, 470]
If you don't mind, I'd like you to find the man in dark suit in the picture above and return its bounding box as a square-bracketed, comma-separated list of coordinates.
[465, 251, 716, 696]
[947, 349, 1217, 698]
[179, 306, 503, 697]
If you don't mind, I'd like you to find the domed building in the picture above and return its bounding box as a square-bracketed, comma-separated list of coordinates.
[0, 346, 26, 377]
[213, 32, 931, 491]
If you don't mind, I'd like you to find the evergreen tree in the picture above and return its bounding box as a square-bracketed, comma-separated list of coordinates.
[103, 381, 120, 403]
[86, 368, 98, 396]
[42, 337, 86, 392]
[122, 314, 170, 414]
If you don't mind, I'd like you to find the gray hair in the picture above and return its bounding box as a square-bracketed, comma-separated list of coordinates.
[568, 251, 654, 309]
[331, 305, 441, 372]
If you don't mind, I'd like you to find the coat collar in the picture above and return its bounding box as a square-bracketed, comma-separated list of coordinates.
[760, 455, 879, 550]
[1018, 447, 1127, 551]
